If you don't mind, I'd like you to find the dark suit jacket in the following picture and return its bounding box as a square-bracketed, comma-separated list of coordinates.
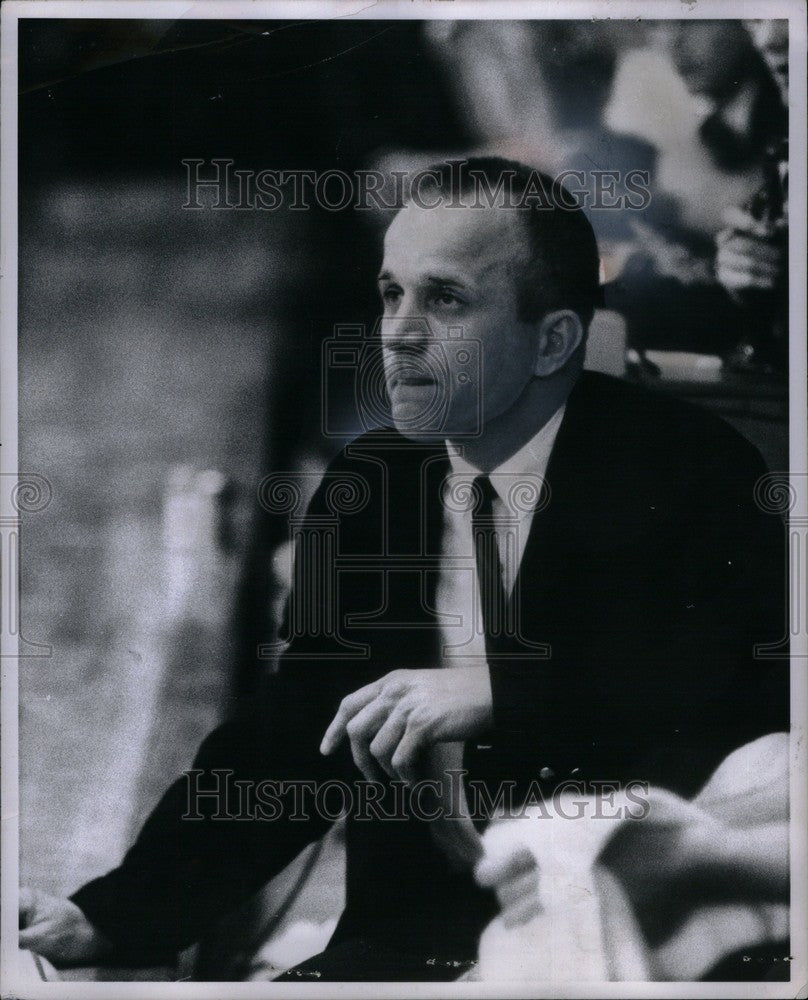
[72, 372, 788, 965]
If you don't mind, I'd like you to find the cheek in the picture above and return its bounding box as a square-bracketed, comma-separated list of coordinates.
[380, 317, 396, 344]
[480, 328, 533, 398]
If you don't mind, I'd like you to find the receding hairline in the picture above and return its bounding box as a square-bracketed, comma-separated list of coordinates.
[383, 199, 534, 255]
[382, 157, 601, 325]
[381, 205, 534, 289]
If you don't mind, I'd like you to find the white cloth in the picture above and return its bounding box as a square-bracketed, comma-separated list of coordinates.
[426, 405, 566, 868]
[471, 733, 789, 982]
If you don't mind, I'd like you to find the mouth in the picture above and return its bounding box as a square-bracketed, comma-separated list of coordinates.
[391, 375, 436, 388]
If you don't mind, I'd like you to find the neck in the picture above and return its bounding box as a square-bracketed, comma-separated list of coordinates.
[448, 369, 578, 473]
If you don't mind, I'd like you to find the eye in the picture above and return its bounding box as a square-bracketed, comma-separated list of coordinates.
[381, 285, 402, 306]
[431, 289, 461, 308]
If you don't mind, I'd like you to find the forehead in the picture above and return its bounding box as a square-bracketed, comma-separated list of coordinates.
[674, 23, 747, 79]
[382, 203, 528, 282]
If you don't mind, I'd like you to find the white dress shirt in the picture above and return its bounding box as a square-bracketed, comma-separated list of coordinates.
[426, 404, 566, 868]
[436, 403, 566, 663]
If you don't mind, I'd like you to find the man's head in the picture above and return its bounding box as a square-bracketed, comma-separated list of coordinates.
[671, 22, 758, 111]
[377, 158, 600, 441]
[744, 20, 788, 103]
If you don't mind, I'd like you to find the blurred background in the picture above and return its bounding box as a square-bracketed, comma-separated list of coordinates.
[18, 16, 788, 921]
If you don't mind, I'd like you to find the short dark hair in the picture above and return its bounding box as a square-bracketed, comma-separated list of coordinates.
[399, 156, 602, 328]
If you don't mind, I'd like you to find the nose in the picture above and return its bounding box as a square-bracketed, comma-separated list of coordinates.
[384, 315, 432, 354]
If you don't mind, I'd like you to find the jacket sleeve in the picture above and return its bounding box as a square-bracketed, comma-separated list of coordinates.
[69, 463, 363, 963]
[69, 689, 333, 964]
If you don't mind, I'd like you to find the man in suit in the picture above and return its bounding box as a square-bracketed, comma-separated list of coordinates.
[20, 158, 788, 981]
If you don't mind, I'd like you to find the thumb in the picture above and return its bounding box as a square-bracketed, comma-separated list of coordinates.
[19, 887, 38, 927]
[19, 926, 45, 951]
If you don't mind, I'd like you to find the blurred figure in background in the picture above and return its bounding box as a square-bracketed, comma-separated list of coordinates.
[605, 20, 787, 361]
[716, 20, 789, 373]
[411, 20, 789, 366]
[671, 21, 783, 171]
[422, 21, 655, 249]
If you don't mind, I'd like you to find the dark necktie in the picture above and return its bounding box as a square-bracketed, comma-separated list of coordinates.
[471, 475, 509, 650]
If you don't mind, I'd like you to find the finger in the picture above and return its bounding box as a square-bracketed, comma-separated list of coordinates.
[495, 869, 541, 910]
[346, 699, 392, 781]
[19, 887, 37, 926]
[501, 896, 543, 929]
[718, 237, 784, 265]
[320, 682, 382, 754]
[19, 927, 47, 950]
[349, 737, 386, 783]
[478, 858, 537, 892]
[718, 255, 782, 280]
[717, 263, 779, 287]
[390, 722, 427, 783]
[369, 708, 408, 777]
[716, 267, 776, 292]
[717, 251, 781, 275]
[476, 846, 536, 887]
[718, 250, 783, 278]
[721, 205, 772, 236]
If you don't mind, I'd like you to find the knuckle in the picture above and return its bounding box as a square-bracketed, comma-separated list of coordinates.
[408, 711, 428, 731]
[393, 744, 416, 768]
[346, 717, 365, 739]
[385, 669, 405, 688]
[511, 846, 536, 867]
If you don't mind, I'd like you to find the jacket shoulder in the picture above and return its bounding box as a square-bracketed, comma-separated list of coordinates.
[574, 371, 769, 478]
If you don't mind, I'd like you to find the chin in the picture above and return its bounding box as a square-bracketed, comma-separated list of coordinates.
[388, 401, 480, 442]
[389, 419, 447, 443]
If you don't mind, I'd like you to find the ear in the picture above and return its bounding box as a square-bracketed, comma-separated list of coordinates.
[532, 309, 585, 377]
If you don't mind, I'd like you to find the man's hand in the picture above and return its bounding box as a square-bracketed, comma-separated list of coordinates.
[476, 844, 541, 929]
[19, 887, 112, 967]
[319, 665, 493, 782]
[715, 206, 786, 300]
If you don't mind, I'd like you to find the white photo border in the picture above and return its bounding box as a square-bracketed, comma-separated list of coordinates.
[2, 2, 806, 998]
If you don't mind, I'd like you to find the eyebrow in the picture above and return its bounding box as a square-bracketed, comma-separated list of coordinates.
[376, 271, 469, 289]
[425, 274, 468, 289]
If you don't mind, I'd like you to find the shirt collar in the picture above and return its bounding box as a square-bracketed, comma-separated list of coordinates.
[445, 403, 566, 510]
